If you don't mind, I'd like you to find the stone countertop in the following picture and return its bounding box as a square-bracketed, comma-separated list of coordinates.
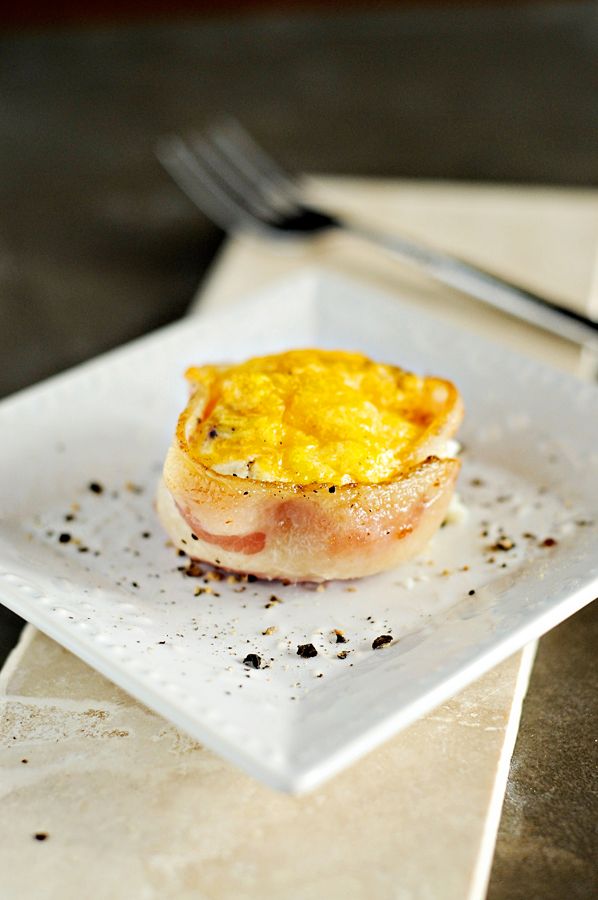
[489, 603, 597, 900]
[0, 630, 535, 900]
[1, 5, 597, 897]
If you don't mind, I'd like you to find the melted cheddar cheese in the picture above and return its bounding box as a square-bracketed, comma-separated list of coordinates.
[184, 349, 439, 485]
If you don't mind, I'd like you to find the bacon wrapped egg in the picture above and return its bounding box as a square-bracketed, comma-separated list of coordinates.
[157, 349, 463, 582]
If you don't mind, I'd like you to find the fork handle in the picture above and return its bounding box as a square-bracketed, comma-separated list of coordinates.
[345, 222, 598, 349]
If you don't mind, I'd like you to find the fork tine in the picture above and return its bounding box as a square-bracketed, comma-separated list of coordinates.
[156, 135, 264, 233]
[208, 118, 300, 205]
[187, 132, 288, 220]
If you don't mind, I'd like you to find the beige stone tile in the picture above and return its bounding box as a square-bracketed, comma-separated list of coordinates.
[2, 629, 132, 707]
[0, 637, 524, 900]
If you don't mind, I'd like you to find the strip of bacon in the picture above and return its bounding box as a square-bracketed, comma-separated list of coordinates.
[176, 503, 266, 555]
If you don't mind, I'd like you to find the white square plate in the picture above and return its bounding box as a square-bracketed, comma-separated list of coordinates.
[1, 269, 597, 792]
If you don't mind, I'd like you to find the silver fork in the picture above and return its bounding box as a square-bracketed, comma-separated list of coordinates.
[156, 119, 598, 349]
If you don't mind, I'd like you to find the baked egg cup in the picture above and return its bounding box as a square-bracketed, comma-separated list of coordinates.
[157, 350, 463, 583]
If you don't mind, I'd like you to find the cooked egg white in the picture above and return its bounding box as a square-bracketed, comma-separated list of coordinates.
[183, 349, 456, 486]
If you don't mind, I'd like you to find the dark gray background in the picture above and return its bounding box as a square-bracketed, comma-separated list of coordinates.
[1, 4, 597, 897]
